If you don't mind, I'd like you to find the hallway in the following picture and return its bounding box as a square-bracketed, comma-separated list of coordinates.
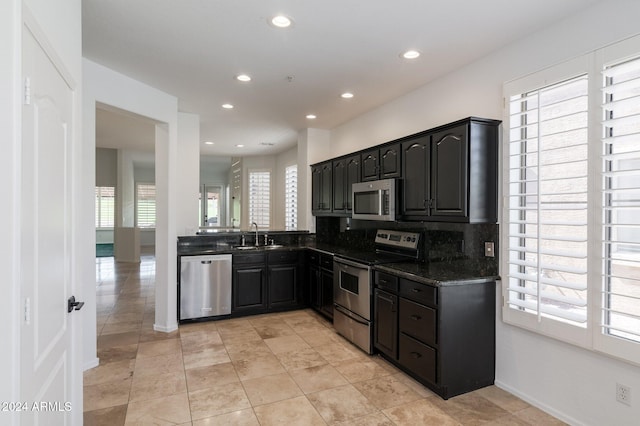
[84, 255, 565, 425]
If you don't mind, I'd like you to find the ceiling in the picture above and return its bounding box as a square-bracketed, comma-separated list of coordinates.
[85, 0, 599, 156]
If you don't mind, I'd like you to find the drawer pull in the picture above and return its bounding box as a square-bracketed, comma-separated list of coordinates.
[410, 351, 422, 359]
[410, 315, 421, 321]
[411, 288, 421, 293]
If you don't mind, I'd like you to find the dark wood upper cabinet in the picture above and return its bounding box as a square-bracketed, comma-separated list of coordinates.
[311, 161, 332, 214]
[380, 144, 401, 178]
[430, 125, 468, 218]
[401, 137, 430, 215]
[311, 117, 500, 223]
[400, 118, 499, 223]
[361, 149, 379, 181]
[361, 143, 401, 181]
[331, 154, 360, 215]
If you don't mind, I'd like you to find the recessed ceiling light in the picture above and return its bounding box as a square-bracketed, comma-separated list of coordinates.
[236, 74, 251, 82]
[270, 15, 293, 28]
[341, 92, 354, 99]
[204, 141, 214, 145]
[402, 50, 421, 59]
[236, 144, 245, 148]
[306, 114, 317, 119]
[222, 103, 234, 109]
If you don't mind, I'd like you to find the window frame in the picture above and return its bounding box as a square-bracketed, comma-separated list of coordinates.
[501, 35, 640, 366]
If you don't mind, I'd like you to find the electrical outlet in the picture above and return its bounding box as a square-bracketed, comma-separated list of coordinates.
[484, 242, 495, 257]
[617, 383, 631, 406]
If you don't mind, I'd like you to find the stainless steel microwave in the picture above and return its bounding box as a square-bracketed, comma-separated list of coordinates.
[351, 178, 398, 221]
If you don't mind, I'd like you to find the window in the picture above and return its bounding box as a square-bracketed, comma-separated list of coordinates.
[95, 186, 115, 228]
[135, 183, 156, 228]
[285, 165, 297, 230]
[248, 170, 270, 228]
[601, 56, 640, 345]
[503, 36, 640, 364]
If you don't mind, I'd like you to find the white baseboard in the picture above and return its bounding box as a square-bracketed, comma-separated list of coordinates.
[83, 357, 99, 371]
[494, 380, 584, 426]
[153, 323, 178, 333]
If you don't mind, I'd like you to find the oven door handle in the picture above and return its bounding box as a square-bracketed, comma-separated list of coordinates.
[334, 304, 369, 326]
[334, 257, 371, 271]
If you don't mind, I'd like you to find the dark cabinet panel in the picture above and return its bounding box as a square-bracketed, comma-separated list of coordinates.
[312, 161, 332, 214]
[380, 143, 401, 178]
[401, 136, 430, 215]
[320, 268, 334, 319]
[332, 154, 360, 214]
[361, 149, 379, 181]
[232, 266, 267, 313]
[307, 251, 333, 320]
[431, 125, 468, 217]
[374, 289, 398, 359]
[268, 264, 298, 308]
[362, 144, 401, 181]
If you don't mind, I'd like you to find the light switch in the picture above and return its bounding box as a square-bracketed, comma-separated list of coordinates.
[484, 242, 495, 257]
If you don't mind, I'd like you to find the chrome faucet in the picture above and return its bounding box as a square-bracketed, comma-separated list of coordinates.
[251, 222, 259, 246]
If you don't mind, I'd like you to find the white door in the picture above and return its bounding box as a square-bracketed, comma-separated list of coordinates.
[20, 24, 79, 424]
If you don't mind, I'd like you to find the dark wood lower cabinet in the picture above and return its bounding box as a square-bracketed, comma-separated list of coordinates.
[374, 270, 495, 400]
[374, 288, 397, 359]
[232, 250, 303, 316]
[307, 250, 333, 320]
[232, 265, 267, 314]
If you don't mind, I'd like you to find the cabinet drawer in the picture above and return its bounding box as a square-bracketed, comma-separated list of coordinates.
[320, 254, 333, 270]
[399, 333, 436, 384]
[233, 252, 266, 265]
[399, 298, 436, 346]
[267, 250, 298, 264]
[308, 251, 319, 263]
[375, 271, 398, 293]
[399, 279, 437, 306]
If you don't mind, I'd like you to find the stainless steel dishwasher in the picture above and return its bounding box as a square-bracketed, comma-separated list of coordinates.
[179, 254, 232, 321]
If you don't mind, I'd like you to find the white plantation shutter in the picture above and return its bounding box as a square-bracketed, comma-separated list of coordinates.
[136, 183, 156, 228]
[285, 165, 297, 230]
[503, 37, 640, 364]
[504, 66, 590, 342]
[601, 55, 640, 345]
[95, 186, 115, 228]
[249, 170, 270, 228]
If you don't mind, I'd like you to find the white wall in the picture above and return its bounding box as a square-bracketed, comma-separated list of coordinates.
[329, 2, 640, 425]
[83, 59, 182, 369]
[177, 112, 200, 235]
[298, 128, 331, 233]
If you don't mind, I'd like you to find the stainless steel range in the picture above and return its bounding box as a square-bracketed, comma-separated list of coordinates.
[333, 229, 421, 354]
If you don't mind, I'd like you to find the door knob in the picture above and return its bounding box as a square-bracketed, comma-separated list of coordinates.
[67, 296, 85, 313]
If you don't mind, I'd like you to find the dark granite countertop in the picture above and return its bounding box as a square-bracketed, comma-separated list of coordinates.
[375, 262, 499, 286]
[177, 238, 499, 285]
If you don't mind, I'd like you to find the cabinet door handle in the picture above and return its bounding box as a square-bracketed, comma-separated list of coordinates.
[411, 288, 422, 293]
[410, 315, 421, 321]
[410, 351, 422, 359]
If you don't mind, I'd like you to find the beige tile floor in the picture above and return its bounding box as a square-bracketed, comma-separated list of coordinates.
[85, 253, 566, 425]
